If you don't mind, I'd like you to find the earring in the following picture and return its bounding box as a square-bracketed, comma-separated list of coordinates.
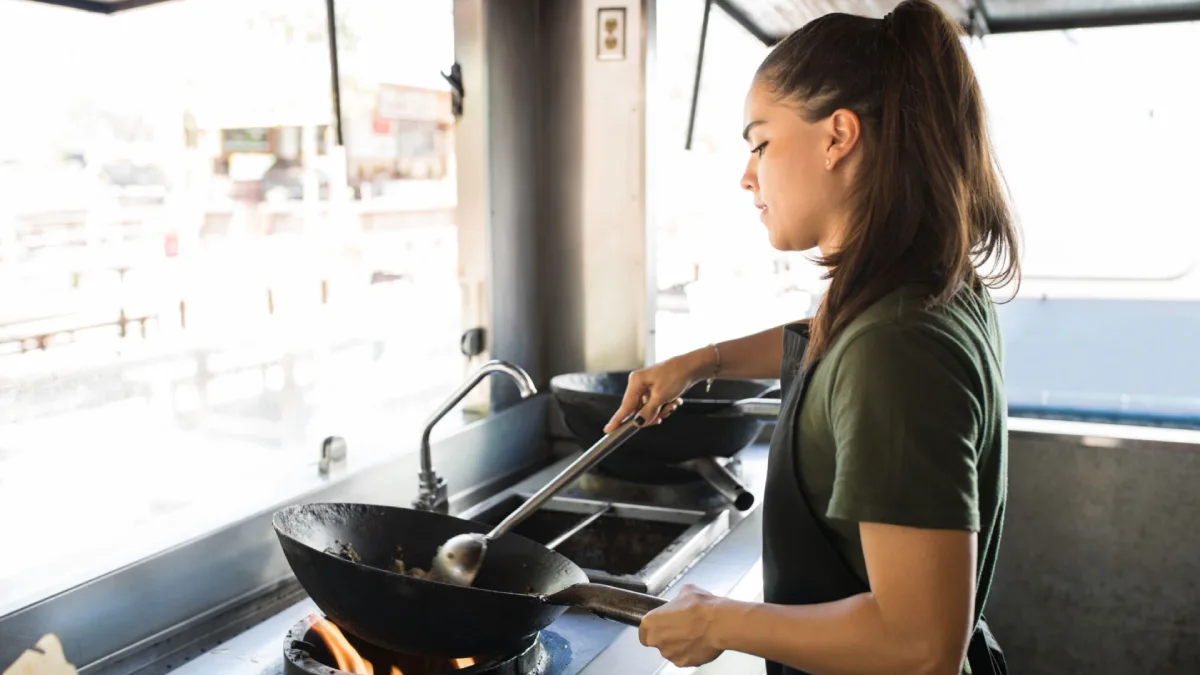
[825, 157, 832, 169]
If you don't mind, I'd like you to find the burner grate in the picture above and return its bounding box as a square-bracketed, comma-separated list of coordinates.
[283, 614, 550, 675]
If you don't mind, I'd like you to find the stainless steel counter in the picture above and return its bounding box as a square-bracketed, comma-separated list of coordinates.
[11, 396, 1193, 675]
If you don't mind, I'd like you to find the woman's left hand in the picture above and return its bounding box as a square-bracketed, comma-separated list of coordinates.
[638, 584, 726, 667]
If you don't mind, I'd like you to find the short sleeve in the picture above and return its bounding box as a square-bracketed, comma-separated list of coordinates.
[826, 323, 982, 532]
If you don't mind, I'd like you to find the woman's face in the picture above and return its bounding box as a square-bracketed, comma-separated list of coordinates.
[740, 79, 854, 253]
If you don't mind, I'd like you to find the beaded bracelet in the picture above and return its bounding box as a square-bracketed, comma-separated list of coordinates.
[705, 343, 722, 392]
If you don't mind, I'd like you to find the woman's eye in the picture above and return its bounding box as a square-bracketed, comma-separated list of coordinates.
[752, 141, 768, 157]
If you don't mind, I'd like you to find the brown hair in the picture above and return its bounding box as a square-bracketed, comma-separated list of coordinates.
[756, 0, 1020, 365]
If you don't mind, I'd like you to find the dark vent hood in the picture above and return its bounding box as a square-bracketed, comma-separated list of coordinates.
[717, 0, 1200, 42]
[24, 0, 1200, 34]
[21, 0, 180, 13]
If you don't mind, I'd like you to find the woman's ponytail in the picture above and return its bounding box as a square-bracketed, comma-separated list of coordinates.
[756, 0, 1019, 364]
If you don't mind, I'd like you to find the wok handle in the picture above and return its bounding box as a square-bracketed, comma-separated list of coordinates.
[760, 383, 783, 398]
[725, 397, 781, 420]
[488, 417, 640, 539]
[681, 457, 755, 511]
[543, 583, 667, 626]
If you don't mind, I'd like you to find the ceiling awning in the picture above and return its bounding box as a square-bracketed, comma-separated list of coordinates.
[21, 0, 180, 13]
[717, 0, 1200, 42]
[980, 0, 1200, 32]
[714, 0, 970, 42]
[31, 0, 1200, 33]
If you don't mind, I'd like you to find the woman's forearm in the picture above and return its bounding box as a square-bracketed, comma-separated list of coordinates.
[712, 594, 955, 675]
[678, 322, 799, 382]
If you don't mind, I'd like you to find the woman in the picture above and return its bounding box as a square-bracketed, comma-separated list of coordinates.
[603, 1, 1019, 673]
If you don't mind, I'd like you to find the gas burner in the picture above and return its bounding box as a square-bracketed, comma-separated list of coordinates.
[283, 614, 551, 675]
[593, 454, 705, 485]
[572, 456, 750, 511]
[571, 470, 727, 510]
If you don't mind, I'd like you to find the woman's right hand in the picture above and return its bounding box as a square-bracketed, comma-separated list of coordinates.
[603, 348, 715, 432]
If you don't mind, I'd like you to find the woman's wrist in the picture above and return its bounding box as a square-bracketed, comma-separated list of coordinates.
[680, 343, 721, 384]
[707, 597, 750, 652]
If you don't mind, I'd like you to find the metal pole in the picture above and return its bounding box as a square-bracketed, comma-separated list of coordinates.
[324, 0, 344, 147]
[685, 0, 713, 151]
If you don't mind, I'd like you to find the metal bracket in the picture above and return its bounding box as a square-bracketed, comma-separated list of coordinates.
[318, 436, 347, 475]
[968, 4, 991, 38]
[442, 63, 465, 119]
[460, 327, 486, 357]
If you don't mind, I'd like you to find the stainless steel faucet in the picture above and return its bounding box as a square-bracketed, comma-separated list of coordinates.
[414, 360, 538, 512]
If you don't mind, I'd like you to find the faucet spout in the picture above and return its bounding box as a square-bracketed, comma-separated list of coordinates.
[414, 360, 538, 512]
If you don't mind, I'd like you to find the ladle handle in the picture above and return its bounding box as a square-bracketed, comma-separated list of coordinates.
[487, 417, 640, 539]
[543, 583, 666, 626]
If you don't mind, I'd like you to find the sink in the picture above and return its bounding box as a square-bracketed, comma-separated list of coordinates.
[459, 493, 731, 595]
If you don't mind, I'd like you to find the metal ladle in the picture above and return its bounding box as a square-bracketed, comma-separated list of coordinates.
[430, 416, 641, 587]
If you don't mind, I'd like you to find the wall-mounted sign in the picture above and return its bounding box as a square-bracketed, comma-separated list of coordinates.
[597, 7, 626, 61]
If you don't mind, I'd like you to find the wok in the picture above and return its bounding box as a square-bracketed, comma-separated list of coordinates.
[550, 371, 781, 469]
[274, 503, 665, 657]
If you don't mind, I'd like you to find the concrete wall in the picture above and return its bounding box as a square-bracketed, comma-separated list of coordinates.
[987, 427, 1200, 673]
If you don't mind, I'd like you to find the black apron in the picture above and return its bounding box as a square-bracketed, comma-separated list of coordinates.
[762, 323, 1006, 675]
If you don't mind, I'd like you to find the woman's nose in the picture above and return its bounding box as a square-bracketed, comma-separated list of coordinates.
[741, 163, 757, 192]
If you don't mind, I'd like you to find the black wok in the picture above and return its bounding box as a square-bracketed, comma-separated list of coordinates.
[550, 371, 780, 470]
[274, 503, 665, 657]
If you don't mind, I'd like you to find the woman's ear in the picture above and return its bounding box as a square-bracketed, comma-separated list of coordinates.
[825, 108, 862, 169]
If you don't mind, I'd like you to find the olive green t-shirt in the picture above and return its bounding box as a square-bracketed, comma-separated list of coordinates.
[796, 282, 1007, 629]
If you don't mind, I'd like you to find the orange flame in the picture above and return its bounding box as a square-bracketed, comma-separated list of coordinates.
[311, 618, 375, 675]
[308, 615, 480, 674]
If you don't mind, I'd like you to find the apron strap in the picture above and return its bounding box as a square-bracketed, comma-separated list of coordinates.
[967, 615, 1007, 675]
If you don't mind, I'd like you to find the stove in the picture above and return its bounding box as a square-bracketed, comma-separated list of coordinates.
[283, 613, 566, 675]
[277, 455, 754, 675]
[164, 444, 769, 675]
[458, 459, 745, 595]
